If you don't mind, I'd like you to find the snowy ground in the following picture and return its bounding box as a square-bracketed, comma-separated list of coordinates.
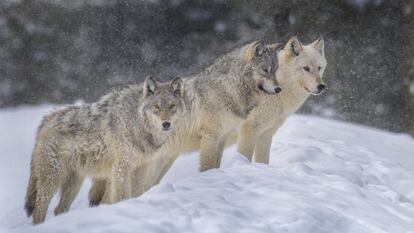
[1, 105, 413, 233]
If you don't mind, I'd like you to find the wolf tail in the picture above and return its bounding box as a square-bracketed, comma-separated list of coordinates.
[24, 172, 38, 217]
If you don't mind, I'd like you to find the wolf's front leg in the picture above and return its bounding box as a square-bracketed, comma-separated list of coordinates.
[111, 160, 131, 202]
[253, 127, 278, 164]
[199, 131, 223, 172]
[88, 178, 109, 207]
[130, 164, 151, 198]
[237, 122, 260, 161]
[149, 154, 177, 188]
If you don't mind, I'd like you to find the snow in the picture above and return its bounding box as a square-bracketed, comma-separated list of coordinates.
[0, 105, 413, 233]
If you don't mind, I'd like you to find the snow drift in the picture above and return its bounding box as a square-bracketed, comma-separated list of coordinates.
[0, 105, 413, 233]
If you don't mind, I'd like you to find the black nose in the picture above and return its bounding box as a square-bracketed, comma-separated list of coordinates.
[317, 84, 326, 92]
[274, 87, 282, 94]
[162, 122, 171, 130]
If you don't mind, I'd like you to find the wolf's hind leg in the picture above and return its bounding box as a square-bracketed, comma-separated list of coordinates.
[32, 171, 61, 224]
[25, 173, 38, 217]
[54, 171, 84, 215]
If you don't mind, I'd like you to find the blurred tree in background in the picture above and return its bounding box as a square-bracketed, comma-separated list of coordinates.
[0, 0, 412, 133]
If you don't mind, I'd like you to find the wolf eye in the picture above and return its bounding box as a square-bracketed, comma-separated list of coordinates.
[153, 104, 160, 110]
[303, 66, 310, 72]
[169, 104, 176, 109]
[318, 66, 322, 71]
[262, 66, 271, 74]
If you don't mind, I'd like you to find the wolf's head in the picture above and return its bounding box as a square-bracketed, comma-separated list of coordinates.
[242, 40, 282, 95]
[278, 36, 327, 95]
[141, 76, 186, 132]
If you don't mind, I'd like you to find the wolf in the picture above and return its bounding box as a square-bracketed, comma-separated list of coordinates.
[186, 40, 282, 172]
[88, 40, 283, 205]
[24, 76, 187, 224]
[237, 36, 327, 163]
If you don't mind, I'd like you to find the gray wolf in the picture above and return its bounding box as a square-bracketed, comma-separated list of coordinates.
[24, 76, 187, 224]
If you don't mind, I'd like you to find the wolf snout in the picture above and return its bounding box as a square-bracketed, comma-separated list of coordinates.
[274, 87, 282, 94]
[317, 84, 326, 93]
[162, 121, 171, 131]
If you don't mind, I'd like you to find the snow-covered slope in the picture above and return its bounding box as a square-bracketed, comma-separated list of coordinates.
[0, 105, 413, 233]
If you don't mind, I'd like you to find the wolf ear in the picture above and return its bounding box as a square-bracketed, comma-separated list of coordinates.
[254, 40, 266, 57]
[284, 36, 303, 57]
[311, 36, 325, 57]
[143, 76, 157, 97]
[266, 42, 282, 52]
[171, 77, 184, 97]
[243, 40, 265, 64]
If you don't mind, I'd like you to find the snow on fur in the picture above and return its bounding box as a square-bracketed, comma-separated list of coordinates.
[0, 105, 413, 233]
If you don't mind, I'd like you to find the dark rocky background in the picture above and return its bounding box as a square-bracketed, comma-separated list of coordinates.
[1, 0, 413, 133]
